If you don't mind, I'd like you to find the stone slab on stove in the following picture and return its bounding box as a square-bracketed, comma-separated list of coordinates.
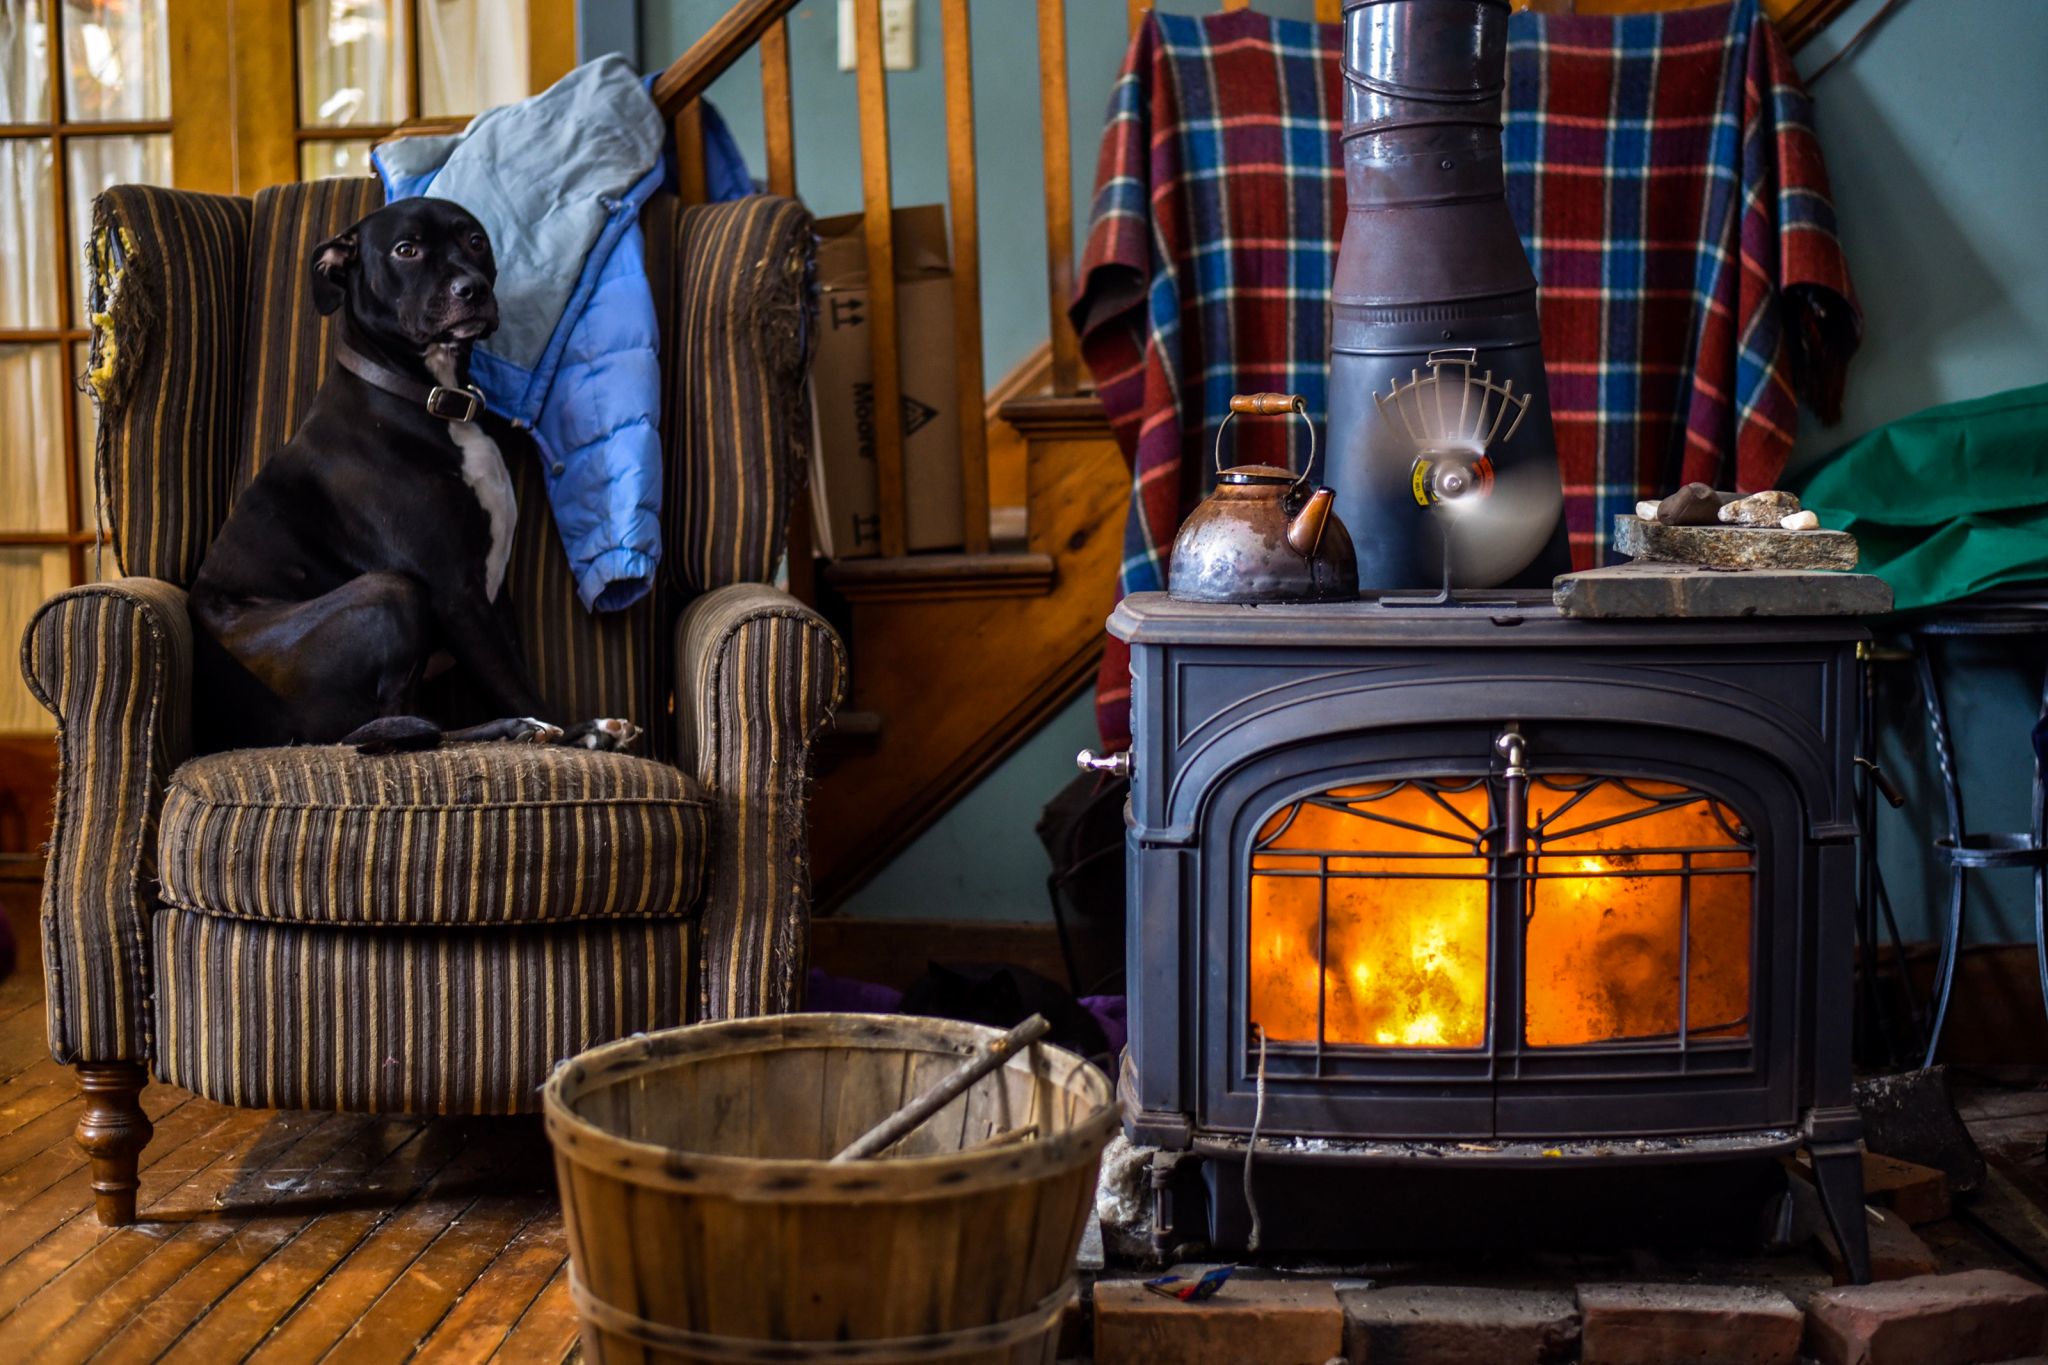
[1553, 562, 1892, 619]
[1577, 1282, 1803, 1365]
[1613, 513, 1860, 570]
[1093, 1275, 1343, 1365]
[1340, 1284, 1579, 1364]
[1804, 1268, 2048, 1365]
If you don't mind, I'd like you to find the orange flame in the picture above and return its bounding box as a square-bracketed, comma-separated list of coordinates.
[1249, 779, 1752, 1050]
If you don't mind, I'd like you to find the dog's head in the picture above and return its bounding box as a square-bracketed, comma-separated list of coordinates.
[310, 199, 499, 350]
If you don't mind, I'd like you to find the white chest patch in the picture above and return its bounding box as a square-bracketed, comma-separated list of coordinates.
[427, 349, 514, 602]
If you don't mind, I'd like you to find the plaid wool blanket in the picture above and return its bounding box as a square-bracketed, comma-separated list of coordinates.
[1074, 1, 1859, 746]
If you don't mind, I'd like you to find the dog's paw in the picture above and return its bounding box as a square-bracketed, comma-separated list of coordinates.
[511, 717, 565, 744]
[564, 718, 642, 752]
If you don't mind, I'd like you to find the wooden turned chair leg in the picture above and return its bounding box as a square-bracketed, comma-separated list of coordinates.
[75, 1062, 153, 1226]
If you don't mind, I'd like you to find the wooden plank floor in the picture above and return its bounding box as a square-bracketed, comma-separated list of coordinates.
[0, 893, 580, 1362]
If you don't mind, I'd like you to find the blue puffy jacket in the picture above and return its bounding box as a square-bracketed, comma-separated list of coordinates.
[375, 57, 752, 612]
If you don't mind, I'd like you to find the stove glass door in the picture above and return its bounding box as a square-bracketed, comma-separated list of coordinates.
[1522, 775, 1754, 1048]
[1249, 779, 1493, 1049]
[1244, 770, 1755, 1056]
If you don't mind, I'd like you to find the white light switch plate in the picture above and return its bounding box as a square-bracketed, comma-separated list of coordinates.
[838, 0, 916, 73]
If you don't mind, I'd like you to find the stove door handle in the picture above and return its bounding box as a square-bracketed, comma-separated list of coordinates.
[1076, 748, 1132, 780]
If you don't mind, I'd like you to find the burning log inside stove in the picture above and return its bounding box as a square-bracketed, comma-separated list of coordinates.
[1250, 781, 1492, 1048]
[1247, 776, 1755, 1052]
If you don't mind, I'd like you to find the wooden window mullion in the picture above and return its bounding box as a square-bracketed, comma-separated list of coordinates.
[45, 4, 84, 584]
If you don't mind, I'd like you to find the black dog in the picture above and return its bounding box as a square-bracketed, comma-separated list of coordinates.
[189, 198, 637, 755]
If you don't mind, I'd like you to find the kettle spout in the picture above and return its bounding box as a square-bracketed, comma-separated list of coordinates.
[1287, 487, 1335, 558]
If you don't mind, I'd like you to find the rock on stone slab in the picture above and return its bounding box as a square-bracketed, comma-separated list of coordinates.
[1805, 1269, 2048, 1365]
[1657, 482, 1736, 526]
[1781, 510, 1821, 531]
[1094, 1276, 1343, 1365]
[1577, 1283, 1803, 1365]
[1612, 515, 1860, 570]
[1719, 490, 1803, 526]
[1340, 1284, 1579, 1364]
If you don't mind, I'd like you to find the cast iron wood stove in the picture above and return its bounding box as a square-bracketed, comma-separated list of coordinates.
[1102, 592, 1872, 1279]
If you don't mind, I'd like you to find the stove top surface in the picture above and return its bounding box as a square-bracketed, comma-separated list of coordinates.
[1109, 590, 1869, 647]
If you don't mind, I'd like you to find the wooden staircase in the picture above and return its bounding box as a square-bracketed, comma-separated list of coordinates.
[655, 0, 1132, 905]
[810, 391, 1122, 902]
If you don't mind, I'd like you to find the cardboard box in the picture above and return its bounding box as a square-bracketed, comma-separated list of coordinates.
[809, 205, 963, 558]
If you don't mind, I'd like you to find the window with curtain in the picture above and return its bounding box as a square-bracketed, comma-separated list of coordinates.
[0, 0, 171, 733]
[296, 0, 531, 180]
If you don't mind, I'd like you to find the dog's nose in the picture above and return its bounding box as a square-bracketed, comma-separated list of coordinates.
[449, 276, 481, 302]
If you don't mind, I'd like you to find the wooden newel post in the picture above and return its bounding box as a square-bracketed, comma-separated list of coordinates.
[75, 1061, 152, 1225]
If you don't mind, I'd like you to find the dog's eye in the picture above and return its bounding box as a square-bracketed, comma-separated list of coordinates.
[468, 234, 486, 253]
[392, 241, 420, 259]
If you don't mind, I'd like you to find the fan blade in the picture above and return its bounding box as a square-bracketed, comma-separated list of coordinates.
[1439, 452, 1565, 587]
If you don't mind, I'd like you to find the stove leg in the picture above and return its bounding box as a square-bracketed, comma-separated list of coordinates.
[1149, 1151, 1177, 1263]
[1811, 1138, 1872, 1284]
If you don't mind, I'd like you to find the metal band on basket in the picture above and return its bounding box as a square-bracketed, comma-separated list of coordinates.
[568, 1270, 1076, 1362]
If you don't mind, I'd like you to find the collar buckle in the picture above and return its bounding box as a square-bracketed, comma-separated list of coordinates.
[425, 384, 484, 423]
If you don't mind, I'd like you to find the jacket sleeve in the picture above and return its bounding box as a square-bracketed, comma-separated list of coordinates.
[21, 579, 194, 1064]
[676, 584, 846, 1020]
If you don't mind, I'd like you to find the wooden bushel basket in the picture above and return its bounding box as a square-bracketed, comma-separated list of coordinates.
[542, 1013, 1118, 1364]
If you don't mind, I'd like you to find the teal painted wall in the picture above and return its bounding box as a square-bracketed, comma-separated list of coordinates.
[1787, 0, 2048, 946]
[626, 0, 2048, 935]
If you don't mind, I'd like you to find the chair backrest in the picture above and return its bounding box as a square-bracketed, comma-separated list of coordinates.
[89, 179, 816, 764]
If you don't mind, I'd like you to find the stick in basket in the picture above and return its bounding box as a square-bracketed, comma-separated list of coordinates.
[831, 1015, 1052, 1162]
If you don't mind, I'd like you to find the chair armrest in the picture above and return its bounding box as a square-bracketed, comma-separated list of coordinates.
[676, 584, 847, 1020]
[20, 578, 193, 1064]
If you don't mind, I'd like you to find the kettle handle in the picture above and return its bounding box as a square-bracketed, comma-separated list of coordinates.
[1214, 394, 1316, 488]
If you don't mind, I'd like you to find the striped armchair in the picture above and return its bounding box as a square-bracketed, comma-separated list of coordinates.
[20, 180, 845, 1225]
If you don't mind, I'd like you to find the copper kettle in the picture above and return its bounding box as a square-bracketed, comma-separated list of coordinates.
[1168, 394, 1360, 603]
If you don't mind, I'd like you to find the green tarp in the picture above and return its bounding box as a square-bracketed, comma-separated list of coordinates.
[1794, 383, 2048, 612]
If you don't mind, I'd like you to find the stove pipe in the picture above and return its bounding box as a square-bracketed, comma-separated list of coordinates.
[1327, 0, 1570, 590]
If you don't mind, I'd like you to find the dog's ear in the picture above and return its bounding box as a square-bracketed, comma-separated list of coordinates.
[309, 230, 358, 316]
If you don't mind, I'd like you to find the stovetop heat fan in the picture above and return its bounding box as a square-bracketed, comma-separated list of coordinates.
[1375, 348, 1563, 599]
[1327, 0, 1571, 592]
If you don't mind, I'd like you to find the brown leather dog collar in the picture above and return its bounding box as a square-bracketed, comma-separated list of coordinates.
[335, 341, 486, 423]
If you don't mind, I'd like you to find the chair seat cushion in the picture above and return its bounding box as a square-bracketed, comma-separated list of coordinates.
[159, 744, 705, 927]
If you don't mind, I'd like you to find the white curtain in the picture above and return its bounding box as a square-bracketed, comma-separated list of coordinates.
[297, 0, 409, 126]
[60, 0, 168, 121]
[418, 0, 528, 118]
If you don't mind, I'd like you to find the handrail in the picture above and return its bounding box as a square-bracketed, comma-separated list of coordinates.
[650, 0, 804, 116]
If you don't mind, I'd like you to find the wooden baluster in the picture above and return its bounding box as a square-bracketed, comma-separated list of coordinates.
[1316, 0, 1342, 21]
[855, 0, 908, 558]
[1036, 0, 1080, 396]
[942, 0, 991, 554]
[761, 15, 808, 596]
[760, 18, 797, 197]
[675, 100, 709, 204]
